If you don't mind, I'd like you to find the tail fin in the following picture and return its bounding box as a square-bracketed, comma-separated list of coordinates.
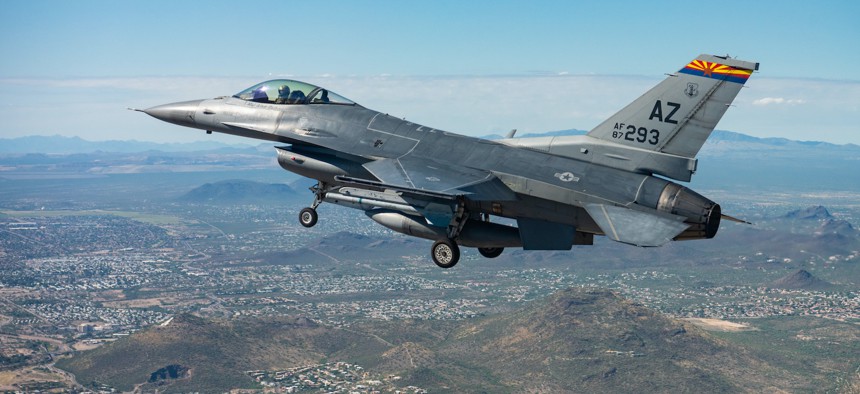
[587, 54, 758, 158]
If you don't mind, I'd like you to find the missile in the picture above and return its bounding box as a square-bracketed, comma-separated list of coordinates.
[323, 192, 420, 215]
[366, 210, 522, 248]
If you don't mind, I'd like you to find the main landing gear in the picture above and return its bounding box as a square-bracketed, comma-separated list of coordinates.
[431, 244, 505, 269]
[430, 206, 505, 268]
[478, 247, 504, 259]
[297, 182, 505, 269]
[431, 239, 460, 269]
[429, 198, 470, 269]
[430, 203, 507, 269]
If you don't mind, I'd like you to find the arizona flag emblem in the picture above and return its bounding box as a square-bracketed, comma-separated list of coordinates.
[679, 60, 753, 84]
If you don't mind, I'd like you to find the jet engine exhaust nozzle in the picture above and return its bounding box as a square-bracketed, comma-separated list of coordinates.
[656, 183, 721, 240]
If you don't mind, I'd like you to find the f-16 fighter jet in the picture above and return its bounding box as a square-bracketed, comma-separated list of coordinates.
[140, 54, 758, 268]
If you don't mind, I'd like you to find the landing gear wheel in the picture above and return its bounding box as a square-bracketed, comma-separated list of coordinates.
[432, 239, 460, 269]
[478, 247, 504, 259]
[299, 207, 318, 228]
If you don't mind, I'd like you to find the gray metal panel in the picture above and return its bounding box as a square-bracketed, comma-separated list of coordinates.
[658, 79, 740, 157]
[362, 114, 420, 157]
[362, 158, 411, 187]
[362, 157, 517, 201]
[584, 204, 688, 247]
[516, 217, 574, 250]
[499, 135, 698, 182]
[415, 202, 457, 226]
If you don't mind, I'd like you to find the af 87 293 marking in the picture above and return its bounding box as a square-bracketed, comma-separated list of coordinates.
[612, 124, 660, 145]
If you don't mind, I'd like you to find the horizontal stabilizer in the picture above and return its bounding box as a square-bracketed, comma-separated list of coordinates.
[585, 204, 689, 247]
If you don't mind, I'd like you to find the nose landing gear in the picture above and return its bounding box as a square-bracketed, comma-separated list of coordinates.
[299, 207, 318, 228]
[298, 182, 326, 228]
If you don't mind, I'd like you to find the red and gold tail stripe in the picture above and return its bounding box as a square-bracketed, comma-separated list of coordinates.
[679, 60, 753, 84]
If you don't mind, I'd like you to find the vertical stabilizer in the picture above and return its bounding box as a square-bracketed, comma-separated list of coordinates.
[587, 54, 758, 158]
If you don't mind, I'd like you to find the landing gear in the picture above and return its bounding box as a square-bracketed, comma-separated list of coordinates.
[299, 182, 327, 228]
[431, 239, 460, 269]
[478, 247, 504, 259]
[299, 207, 318, 228]
[429, 198, 469, 269]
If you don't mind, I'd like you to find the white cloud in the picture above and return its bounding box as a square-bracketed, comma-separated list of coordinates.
[752, 97, 806, 106]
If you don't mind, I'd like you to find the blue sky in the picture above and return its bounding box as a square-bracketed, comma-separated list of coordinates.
[1, 0, 858, 144]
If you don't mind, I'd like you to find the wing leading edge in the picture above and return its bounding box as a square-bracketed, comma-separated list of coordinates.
[361, 157, 517, 201]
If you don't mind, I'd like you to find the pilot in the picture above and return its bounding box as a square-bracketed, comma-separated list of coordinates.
[287, 89, 306, 104]
[275, 85, 291, 104]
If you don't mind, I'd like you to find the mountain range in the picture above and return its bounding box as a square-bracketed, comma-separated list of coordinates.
[0, 135, 253, 154]
[4, 130, 859, 191]
[178, 179, 297, 204]
[2, 130, 857, 155]
[56, 287, 812, 393]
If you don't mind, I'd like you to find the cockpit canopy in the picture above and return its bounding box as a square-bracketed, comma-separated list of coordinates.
[233, 79, 356, 106]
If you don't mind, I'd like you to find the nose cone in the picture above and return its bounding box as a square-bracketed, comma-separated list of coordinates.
[143, 99, 204, 128]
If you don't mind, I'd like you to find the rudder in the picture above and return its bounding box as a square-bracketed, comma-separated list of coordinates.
[587, 54, 758, 158]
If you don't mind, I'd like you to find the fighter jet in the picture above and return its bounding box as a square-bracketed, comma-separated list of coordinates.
[140, 54, 758, 268]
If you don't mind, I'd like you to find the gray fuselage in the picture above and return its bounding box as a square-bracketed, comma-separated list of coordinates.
[152, 94, 717, 242]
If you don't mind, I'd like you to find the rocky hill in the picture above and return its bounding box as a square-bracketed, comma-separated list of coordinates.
[816, 219, 858, 238]
[782, 206, 833, 220]
[58, 288, 809, 393]
[433, 288, 802, 393]
[55, 314, 381, 393]
[178, 179, 297, 204]
[770, 269, 834, 290]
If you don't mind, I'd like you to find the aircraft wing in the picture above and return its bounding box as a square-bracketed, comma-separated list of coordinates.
[360, 157, 517, 201]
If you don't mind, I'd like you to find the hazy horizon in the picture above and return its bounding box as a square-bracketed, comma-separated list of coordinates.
[2, 1, 859, 146]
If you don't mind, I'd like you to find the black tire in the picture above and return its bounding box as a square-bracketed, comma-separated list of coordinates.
[431, 239, 460, 269]
[299, 207, 318, 228]
[478, 247, 504, 259]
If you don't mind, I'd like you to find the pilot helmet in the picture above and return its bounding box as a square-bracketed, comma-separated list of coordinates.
[278, 84, 290, 97]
